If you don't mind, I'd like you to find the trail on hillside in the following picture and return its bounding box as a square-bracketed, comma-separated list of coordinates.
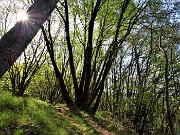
[54, 106, 114, 135]
[84, 116, 114, 135]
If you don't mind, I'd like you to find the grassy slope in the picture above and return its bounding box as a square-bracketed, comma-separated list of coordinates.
[0, 92, 135, 135]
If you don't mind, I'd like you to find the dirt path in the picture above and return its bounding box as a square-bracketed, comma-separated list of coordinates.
[68, 116, 114, 135]
[54, 106, 114, 135]
[84, 117, 114, 135]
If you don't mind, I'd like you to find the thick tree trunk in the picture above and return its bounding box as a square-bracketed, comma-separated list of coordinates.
[0, 0, 59, 78]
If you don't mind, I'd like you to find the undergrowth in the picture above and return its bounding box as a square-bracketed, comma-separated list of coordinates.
[0, 91, 135, 135]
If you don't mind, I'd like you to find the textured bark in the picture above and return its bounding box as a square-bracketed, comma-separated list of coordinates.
[0, 0, 59, 78]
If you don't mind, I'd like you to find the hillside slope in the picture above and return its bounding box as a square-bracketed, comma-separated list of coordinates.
[0, 92, 135, 135]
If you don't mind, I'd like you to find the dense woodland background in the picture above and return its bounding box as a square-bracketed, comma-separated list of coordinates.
[0, 0, 179, 134]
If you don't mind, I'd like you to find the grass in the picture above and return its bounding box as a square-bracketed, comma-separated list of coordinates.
[0, 92, 97, 135]
[95, 111, 136, 135]
[0, 91, 135, 135]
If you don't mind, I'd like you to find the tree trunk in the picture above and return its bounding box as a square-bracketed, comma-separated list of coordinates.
[41, 26, 74, 107]
[64, 0, 79, 102]
[159, 31, 175, 135]
[0, 0, 59, 78]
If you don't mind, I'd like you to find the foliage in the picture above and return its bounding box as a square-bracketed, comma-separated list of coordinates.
[0, 92, 133, 135]
[0, 0, 179, 134]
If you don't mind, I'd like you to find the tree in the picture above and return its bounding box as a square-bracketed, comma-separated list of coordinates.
[40, 0, 150, 113]
[99, 0, 180, 134]
[8, 35, 46, 96]
[0, 0, 179, 134]
[0, 0, 59, 78]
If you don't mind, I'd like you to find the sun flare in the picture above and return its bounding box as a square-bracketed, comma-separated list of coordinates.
[17, 11, 28, 22]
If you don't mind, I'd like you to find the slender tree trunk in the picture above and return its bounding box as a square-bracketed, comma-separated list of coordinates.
[92, 83, 104, 114]
[0, 0, 59, 78]
[64, 0, 79, 102]
[41, 27, 73, 106]
[159, 32, 175, 135]
[81, 0, 102, 107]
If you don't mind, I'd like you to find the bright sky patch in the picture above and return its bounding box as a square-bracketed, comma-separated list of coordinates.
[17, 11, 28, 21]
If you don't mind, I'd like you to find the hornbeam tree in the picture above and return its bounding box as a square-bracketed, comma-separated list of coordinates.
[0, 0, 59, 78]
[41, 0, 150, 113]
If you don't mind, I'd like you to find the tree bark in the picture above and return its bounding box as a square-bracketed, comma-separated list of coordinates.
[64, 0, 79, 102]
[41, 26, 74, 107]
[0, 0, 59, 78]
[159, 33, 175, 135]
[80, 0, 102, 107]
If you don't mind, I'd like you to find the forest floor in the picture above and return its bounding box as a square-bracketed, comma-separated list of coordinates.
[0, 92, 135, 135]
[55, 105, 115, 135]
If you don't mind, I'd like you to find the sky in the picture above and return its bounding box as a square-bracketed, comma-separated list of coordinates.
[0, 0, 30, 34]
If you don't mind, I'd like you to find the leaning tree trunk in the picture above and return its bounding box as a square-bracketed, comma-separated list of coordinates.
[0, 0, 59, 78]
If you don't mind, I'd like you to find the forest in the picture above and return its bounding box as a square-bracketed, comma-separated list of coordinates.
[0, 0, 179, 134]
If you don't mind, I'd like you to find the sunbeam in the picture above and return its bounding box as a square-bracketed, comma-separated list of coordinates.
[17, 11, 28, 22]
